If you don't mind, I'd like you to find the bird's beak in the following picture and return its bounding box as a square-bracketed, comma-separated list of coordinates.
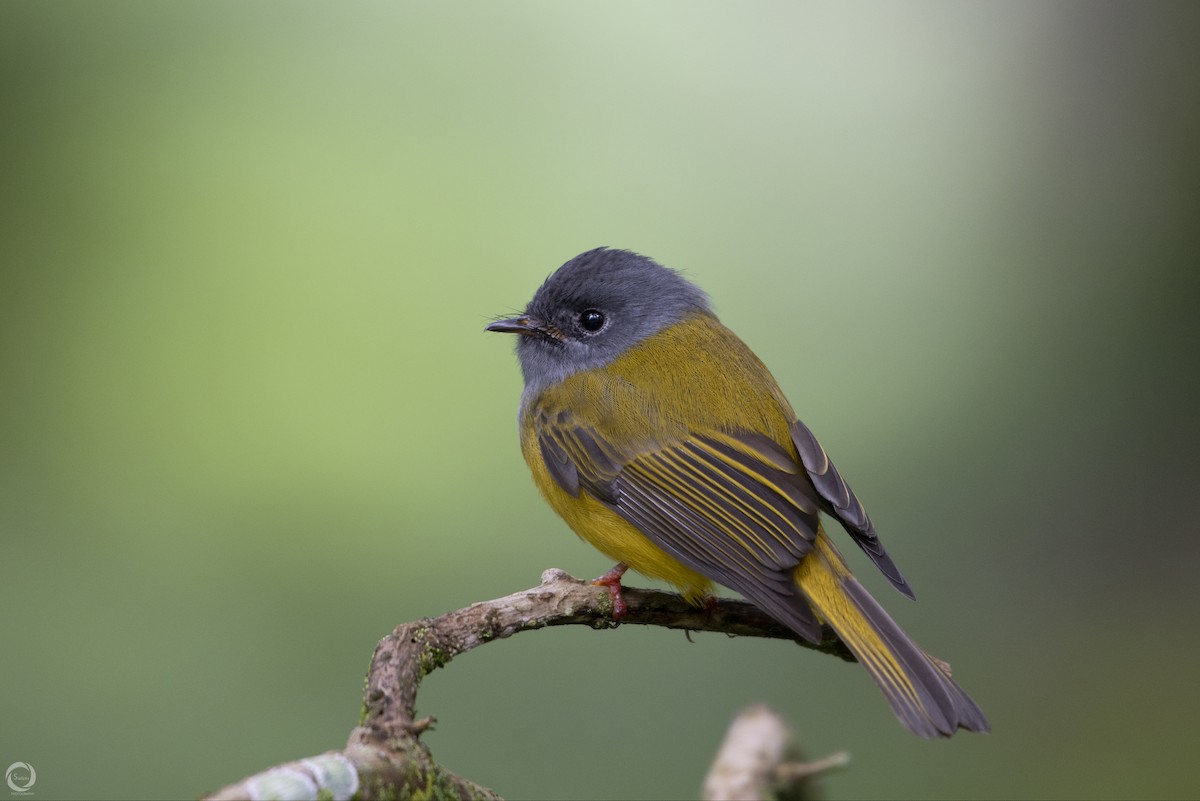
[485, 315, 553, 337]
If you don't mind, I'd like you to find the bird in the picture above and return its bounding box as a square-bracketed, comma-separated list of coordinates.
[486, 247, 989, 738]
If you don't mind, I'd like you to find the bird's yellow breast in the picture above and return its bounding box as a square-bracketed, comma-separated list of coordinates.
[518, 312, 799, 602]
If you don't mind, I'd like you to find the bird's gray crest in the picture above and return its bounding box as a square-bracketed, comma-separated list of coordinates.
[510, 248, 711, 399]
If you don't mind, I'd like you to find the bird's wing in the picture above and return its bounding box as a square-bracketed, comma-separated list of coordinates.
[534, 406, 826, 642]
[789, 419, 914, 599]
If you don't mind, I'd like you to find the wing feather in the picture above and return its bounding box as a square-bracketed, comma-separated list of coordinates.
[538, 435, 579, 497]
[790, 419, 915, 599]
[535, 411, 826, 642]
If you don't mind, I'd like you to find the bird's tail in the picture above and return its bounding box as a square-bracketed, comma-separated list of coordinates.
[796, 526, 990, 738]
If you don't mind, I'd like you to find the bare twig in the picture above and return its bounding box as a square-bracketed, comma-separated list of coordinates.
[203, 569, 853, 800]
[703, 706, 848, 801]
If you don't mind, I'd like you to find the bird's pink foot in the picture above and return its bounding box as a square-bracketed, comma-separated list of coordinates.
[591, 562, 629, 620]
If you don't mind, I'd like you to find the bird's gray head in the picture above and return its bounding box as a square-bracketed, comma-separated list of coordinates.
[486, 248, 711, 395]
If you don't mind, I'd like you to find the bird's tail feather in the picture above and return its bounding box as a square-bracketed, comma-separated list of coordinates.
[796, 527, 990, 738]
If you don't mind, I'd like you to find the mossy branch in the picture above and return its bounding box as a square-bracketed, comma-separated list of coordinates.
[202, 568, 853, 801]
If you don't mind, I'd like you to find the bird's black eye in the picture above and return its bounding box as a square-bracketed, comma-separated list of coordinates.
[578, 309, 606, 333]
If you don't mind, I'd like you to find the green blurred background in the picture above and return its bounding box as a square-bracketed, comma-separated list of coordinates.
[2, 2, 1197, 799]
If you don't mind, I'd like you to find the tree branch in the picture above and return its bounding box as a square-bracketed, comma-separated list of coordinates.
[703, 705, 849, 801]
[203, 568, 854, 800]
